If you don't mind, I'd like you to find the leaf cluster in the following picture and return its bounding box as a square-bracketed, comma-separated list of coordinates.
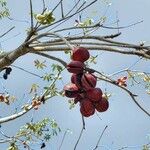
[0, 0, 9, 19]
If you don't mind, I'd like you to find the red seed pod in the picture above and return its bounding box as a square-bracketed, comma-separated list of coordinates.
[72, 47, 90, 62]
[0, 95, 4, 102]
[81, 73, 97, 90]
[80, 99, 95, 117]
[74, 94, 84, 104]
[71, 73, 83, 88]
[94, 97, 109, 112]
[86, 88, 103, 102]
[63, 83, 79, 98]
[67, 61, 85, 74]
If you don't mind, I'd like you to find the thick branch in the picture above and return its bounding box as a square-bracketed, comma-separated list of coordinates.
[0, 45, 31, 69]
[43, 35, 150, 50]
[0, 105, 33, 124]
[32, 46, 150, 59]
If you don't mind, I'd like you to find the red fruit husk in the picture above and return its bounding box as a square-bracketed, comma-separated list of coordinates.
[86, 88, 102, 102]
[63, 83, 79, 98]
[71, 73, 83, 89]
[72, 47, 90, 62]
[67, 61, 85, 74]
[81, 73, 97, 90]
[74, 94, 84, 104]
[94, 97, 109, 112]
[80, 99, 95, 117]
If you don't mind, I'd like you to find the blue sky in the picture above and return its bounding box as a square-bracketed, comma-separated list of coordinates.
[0, 0, 150, 150]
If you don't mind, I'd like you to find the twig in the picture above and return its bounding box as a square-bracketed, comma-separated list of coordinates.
[42, 0, 46, 11]
[92, 125, 108, 150]
[60, 0, 64, 18]
[11, 64, 42, 78]
[29, 0, 34, 31]
[7, 17, 29, 24]
[30, 51, 67, 67]
[66, 0, 81, 17]
[28, 32, 74, 50]
[37, 0, 98, 32]
[118, 142, 150, 150]
[0, 138, 12, 144]
[108, 58, 142, 76]
[51, 0, 63, 13]
[93, 69, 150, 117]
[73, 115, 85, 150]
[103, 32, 121, 39]
[75, 1, 86, 13]
[0, 26, 15, 38]
[82, 115, 85, 129]
[74, 128, 84, 150]
[58, 130, 67, 150]
[100, 20, 143, 30]
[46, 0, 81, 32]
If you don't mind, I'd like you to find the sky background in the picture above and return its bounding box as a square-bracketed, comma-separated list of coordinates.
[0, 0, 150, 150]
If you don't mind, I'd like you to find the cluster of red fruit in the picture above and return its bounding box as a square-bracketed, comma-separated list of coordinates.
[63, 47, 109, 117]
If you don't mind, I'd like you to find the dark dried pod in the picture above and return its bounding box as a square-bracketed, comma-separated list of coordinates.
[81, 73, 97, 90]
[80, 98, 95, 117]
[94, 97, 109, 112]
[86, 88, 103, 102]
[72, 47, 90, 62]
[67, 61, 85, 74]
[63, 83, 79, 98]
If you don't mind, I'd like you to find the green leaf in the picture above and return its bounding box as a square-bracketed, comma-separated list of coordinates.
[64, 49, 71, 54]
[7, 143, 19, 150]
[34, 11, 55, 25]
[143, 145, 150, 150]
[51, 64, 63, 72]
[68, 100, 75, 109]
[44, 134, 51, 141]
[34, 59, 46, 69]
[42, 73, 54, 82]
[50, 119, 58, 128]
[16, 118, 61, 146]
[0, 0, 9, 19]
[88, 55, 98, 64]
[29, 83, 39, 94]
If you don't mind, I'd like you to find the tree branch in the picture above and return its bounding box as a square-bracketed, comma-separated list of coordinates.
[93, 125, 108, 150]
[32, 45, 150, 59]
[37, 0, 98, 32]
[0, 26, 15, 38]
[0, 44, 31, 69]
[29, 0, 34, 31]
[73, 115, 85, 150]
[30, 51, 67, 67]
[0, 105, 33, 124]
[91, 69, 150, 117]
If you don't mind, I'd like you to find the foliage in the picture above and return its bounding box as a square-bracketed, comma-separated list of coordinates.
[6, 118, 61, 150]
[34, 60, 47, 69]
[0, 0, 9, 19]
[34, 11, 55, 25]
[143, 145, 150, 150]
[127, 71, 150, 94]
